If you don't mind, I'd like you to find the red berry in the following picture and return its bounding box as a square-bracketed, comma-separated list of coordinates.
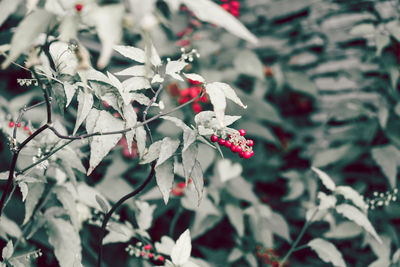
[141, 251, 146, 257]
[239, 151, 244, 158]
[177, 182, 185, 189]
[218, 138, 226, 146]
[171, 188, 183, 196]
[188, 178, 192, 183]
[23, 125, 29, 131]
[238, 129, 246, 136]
[192, 103, 202, 113]
[158, 256, 164, 262]
[221, 3, 230, 11]
[236, 146, 242, 153]
[75, 3, 83, 12]
[29, 131, 32, 135]
[249, 150, 254, 158]
[102, 101, 110, 109]
[122, 148, 131, 158]
[247, 139, 254, 146]
[180, 88, 190, 97]
[17, 122, 21, 127]
[225, 140, 232, 148]
[144, 244, 152, 251]
[243, 151, 252, 159]
[188, 79, 201, 85]
[178, 96, 190, 105]
[231, 1, 240, 9]
[230, 145, 237, 153]
[148, 253, 153, 258]
[113, 112, 120, 118]
[8, 121, 15, 128]
[211, 135, 219, 142]
[272, 261, 279, 267]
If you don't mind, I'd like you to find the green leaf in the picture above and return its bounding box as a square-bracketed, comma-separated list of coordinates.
[87, 111, 124, 175]
[90, 4, 124, 68]
[335, 186, 366, 211]
[308, 238, 346, 267]
[179, 0, 257, 44]
[114, 45, 146, 63]
[225, 204, 244, 237]
[233, 50, 264, 79]
[156, 137, 180, 167]
[371, 145, 400, 188]
[311, 167, 336, 191]
[336, 204, 382, 243]
[2, 9, 55, 69]
[23, 183, 45, 225]
[171, 229, 192, 265]
[155, 159, 175, 204]
[73, 89, 93, 135]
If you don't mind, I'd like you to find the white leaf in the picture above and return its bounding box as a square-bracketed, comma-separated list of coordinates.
[191, 161, 204, 203]
[115, 65, 152, 77]
[145, 42, 162, 66]
[0, 0, 21, 28]
[311, 167, 336, 191]
[114, 45, 146, 63]
[23, 182, 45, 224]
[155, 236, 175, 256]
[205, 83, 226, 127]
[161, 116, 191, 131]
[218, 159, 242, 182]
[171, 229, 192, 265]
[217, 82, 247, 109]
[107, 71, 130, 105]
[180, 0, 257, 44]
[135, 126, 147, 158]
[233, 50, 264, 79]
[336, 204, 382, 243]
[2, 9, 55, 69]
[130, 93, 152, 106]
[123, 76, 151, 91]
[166, 60, 188, 78]
[47, 218, 82, 267]
[182, 144, 198, 181]
[84, 68, 110, 84]
[156, 137, 180, 167]
[122, 104, 137, 154]
[140, 140, 163, 164]
[155, 159, 174, 204]
[18, 182, 28, 202]
[73, 90, 94, 135]
[335, 186, 367, 211]
[226, 204, 244, 237]
[2, 240, 13, 260]
[183, 73, 205, 83]
[183, 130, 197, 152]
[135, 201, 156, 230]
[371, 145, 400, 188]
[54, 186, 79, 230]
[87, 111, 124, 175]
[151, 74, 164, 84]
[85, 108, 101, 134]
[308, 238, 346, 267]
[324, 221, 363, 239]
[317, 192, 337, 210]
[64, 82, 77, 107]
[90, 4, 124, 68]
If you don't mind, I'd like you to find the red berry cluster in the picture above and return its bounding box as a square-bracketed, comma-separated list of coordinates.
[220, 0, 240, 18]
[9, 121, 32, 135]
[171, 79, 208, 114]
[171, 179, 192, 196]
[211, 129, 254, 159]
[255, 246, 289, 267]
[125, 243, 164, 263]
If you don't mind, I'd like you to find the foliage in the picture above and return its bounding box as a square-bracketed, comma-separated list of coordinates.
[0, 0, 399, 267]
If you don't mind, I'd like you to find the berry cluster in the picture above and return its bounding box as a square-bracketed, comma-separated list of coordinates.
[8, 121, 32, 135]
[210, 129, 254, 159]
[220, 0, 241, 18]
[255, 246, 289, 267]
[171, 179, 192, 196]
[366, 188, 399, 210]
[125, 243, 164, 264]
[178, 79, 208, 113]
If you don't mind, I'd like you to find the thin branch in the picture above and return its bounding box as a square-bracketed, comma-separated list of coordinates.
[49, 90, 205, 141]
[97, 162, 156, 267]
[143, 83, 163, 144]
[13, 100, 47, 139]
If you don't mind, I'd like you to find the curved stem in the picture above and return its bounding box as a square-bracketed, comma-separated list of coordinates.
[279, 209, 318, 267]
[97, 162, 156, 267]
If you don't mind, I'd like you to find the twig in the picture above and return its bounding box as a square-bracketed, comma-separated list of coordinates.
[143, 83, 163, 144]
[97, 162, 156, 267]
[13, 100, 47, 140]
